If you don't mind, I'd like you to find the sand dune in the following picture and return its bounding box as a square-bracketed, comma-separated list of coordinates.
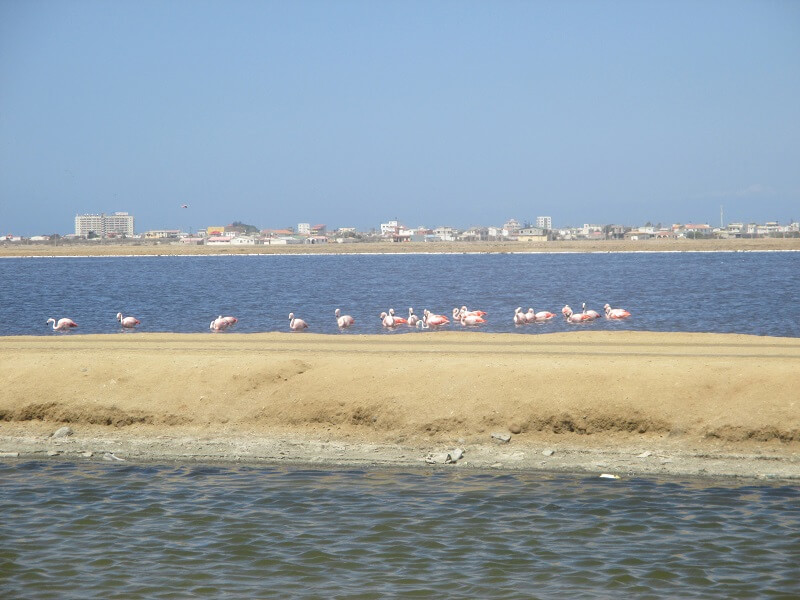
[2, 331, 799, 477]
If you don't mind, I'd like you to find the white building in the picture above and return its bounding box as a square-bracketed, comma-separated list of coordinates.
[433, 226, 457, 241]
[74, 212, 134, 237]
[297, 223, 311, 235]
[380, 220, 400, 235]
[536, 216, 552, 230]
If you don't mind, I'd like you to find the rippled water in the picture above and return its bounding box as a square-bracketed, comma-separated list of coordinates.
[1, 461, 798, 598]
[2, 251, 799, 337]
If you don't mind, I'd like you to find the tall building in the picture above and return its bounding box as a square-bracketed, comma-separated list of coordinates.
[297, 223, 311, 235]
[536, 216, 552, 230]
[75, 212, 135, 237]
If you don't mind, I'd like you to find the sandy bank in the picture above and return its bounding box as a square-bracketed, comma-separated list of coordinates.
[2, 331, 799, 479]
[2, 238, 799, 257]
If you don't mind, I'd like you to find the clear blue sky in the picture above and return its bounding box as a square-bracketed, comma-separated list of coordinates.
[1, 0, 798, 235]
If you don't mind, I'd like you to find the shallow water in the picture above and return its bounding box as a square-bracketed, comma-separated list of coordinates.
[1, 461, 798, 598]
[2, 251, 799, 337]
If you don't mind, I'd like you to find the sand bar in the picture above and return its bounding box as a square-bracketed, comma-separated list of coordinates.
[2, 331, 799, 480]
[2, 237, 799, 257]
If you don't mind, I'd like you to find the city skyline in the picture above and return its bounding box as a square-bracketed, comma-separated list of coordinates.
[17, 209, 799, 240]
[2, 1, 799, 236]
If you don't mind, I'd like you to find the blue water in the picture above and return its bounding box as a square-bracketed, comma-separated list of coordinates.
[1, 251, 799, 337]
[1, 461, 798, 599]
[3, 253, 800, 597]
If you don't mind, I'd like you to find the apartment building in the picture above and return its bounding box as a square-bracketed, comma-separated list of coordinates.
[74, 212, 135, 237]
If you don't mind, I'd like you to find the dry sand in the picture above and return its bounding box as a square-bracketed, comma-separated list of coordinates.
[1, 331, 799, 480]
[2, 237, 799, 257]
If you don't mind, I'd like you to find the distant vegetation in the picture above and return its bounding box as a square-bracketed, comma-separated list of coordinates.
[229, 221, 259, 234]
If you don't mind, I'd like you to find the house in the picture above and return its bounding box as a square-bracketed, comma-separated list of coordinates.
[230, 236, 261, 245]
[304, 236, 328, 244]
[144, 229, 180, 239]
[262, 229, 295, 238]
[206, 236, 231, 245]
[433, 226, 458, 241]
[624, 230, 654, 241]
[517, 227, 547, 242]
[267, 237, 304, 245]
[460, 227, 488, 241]
[503, 219, 521, 235]
[180, 237, 204, 245]
[380, 220, 400, 235]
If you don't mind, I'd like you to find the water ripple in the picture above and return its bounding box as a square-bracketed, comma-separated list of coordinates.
[1, 461, 799, 598]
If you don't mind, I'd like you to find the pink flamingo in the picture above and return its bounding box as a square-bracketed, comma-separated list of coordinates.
[116, 312, 140, 329]
[47, 317, 78, 331]
[461, 305, 487, 317]
[289, 312, 308, 331]
[604, 303, 631, 319]
[210, 316, 229, 331]
[388, 308, 407, 325]
[526, 308, 555, 323]
[562, 305, 595, 324]
[423, 309, 449, 327]
[335, 308, 355, 328]
[582, 303, 602, 320]
[380, 311, 397, 328]
[222, 316, 238, 327]
[407, 308, 419, 327]
[460, 313, 486, 326]
[513, 307, 527, 325]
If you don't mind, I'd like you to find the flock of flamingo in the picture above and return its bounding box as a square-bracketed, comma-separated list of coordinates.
[45, 303, 630, 333]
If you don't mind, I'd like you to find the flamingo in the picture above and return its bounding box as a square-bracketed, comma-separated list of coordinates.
[461, 305, 487, 317]
[380, 311, 397, 328]
[47, 317, 78, 331]
[288, 312, 308, 331]
[526, 308, 555, 323]
[222, 316, 238, 327]
[562, 305, 595, 324]
[582, 303, 602, 320]
[604, 303, 631, 319]
[460, 313, 486, 326]
[210, 316, 229, 331]
[116, 312, 140, 329]
[407, 307, 419, 327]
[388, 308, 407, 324]
[513, 307, 528, 325]
[423, 309, 449, 327]
[416, 314, 430, 329]
[335, 308, 355, 328]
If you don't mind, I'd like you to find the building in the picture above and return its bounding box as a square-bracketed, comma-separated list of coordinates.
[536, 216, 552, 230]
[517, 227, 547, 242]
[380, 220, 400, 235]
[503, 218, 521, 234]
[75, 212, 134, 237]
[297, 223, 311, 235]
[144, 229, 180, 239]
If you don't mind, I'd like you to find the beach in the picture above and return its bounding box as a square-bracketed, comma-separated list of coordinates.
[2, 237, 799, 257]
[2, 331, 798, 480]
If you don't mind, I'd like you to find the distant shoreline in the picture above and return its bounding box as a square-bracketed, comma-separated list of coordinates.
[2, 237, 799, 257]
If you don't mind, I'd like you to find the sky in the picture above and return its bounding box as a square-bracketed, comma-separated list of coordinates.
[1, 0, 799, 236]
